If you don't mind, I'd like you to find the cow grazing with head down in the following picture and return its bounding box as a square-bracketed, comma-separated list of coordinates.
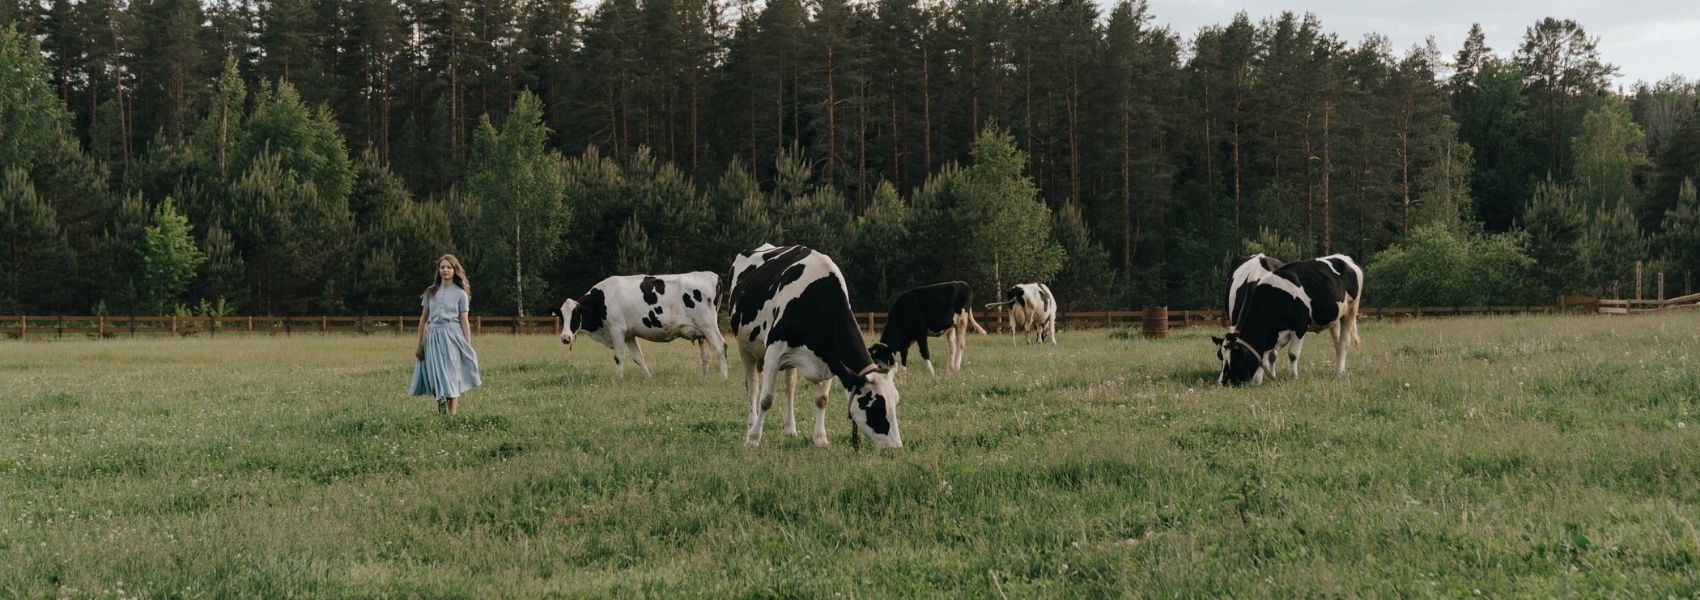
[1212, 254, 1364, 386]
[1227, 253, 1284, 326]
[869, 281, 986, 374]
[730, 244, 902, 449]
[987, 283, 1057, 344]
[558, 272, 729, 378]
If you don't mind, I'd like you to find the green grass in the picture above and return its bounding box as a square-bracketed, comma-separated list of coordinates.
[4, 314, 1700, 597]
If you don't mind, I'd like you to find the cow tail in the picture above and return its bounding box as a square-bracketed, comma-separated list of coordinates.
[963, 309, 987, 335]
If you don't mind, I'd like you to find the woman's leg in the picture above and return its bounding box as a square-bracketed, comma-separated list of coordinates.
[447, 396, 459, 416]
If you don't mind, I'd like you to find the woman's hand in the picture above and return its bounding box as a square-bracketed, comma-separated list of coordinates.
[415, 345, 425, 361]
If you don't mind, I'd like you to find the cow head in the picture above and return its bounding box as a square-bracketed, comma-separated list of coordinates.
[868, 342, 898, 369]
[846, 369, 902, 449]
[1212, 333, 1271, 386]
[558, 298, 580, 346]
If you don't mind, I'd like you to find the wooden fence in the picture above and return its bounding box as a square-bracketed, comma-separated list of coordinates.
[1598, 291, 1700, 315]
[0, 314, 561, 339]
[0, 299, 1619, 340]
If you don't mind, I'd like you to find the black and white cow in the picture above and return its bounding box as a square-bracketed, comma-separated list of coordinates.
[1212, 254, 1364, 386]
[1227, 253, 1284, 326]
[729, 244, 901, 449]
[558, 272, 728, 378]
[987, 283, 1057, 344]
[869, 281, 987, 374]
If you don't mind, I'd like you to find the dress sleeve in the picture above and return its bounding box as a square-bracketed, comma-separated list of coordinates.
[458, 290, 469, 314]
[420, 292, 429, 309]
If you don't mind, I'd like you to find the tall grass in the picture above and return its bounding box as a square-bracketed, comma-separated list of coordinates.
[4, 314, 1699, 596]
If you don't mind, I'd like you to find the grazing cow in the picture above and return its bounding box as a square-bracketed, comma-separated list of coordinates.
[558, 272, 729, 378]
[1227, 253, 1284, 326]
[1212, 254, 1364, 386]
[729, 244, 902, 449]
[987, 283, 1057, 344]
[869, 281, 987, 374]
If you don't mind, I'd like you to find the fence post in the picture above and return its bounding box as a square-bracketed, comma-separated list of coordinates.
[1658, 272, 1665, 303]
[476, 316, 483, 335]
[208, 315, 216, 337]
[19, 316, 25, 341]
[170, 314, 177, 336]
[1635, 261, 1643, 303]
[321, 316, 327, 333]
[247, 316, 253, 334]
[57, 315, 64, 339]
[98, 315, 105, 338]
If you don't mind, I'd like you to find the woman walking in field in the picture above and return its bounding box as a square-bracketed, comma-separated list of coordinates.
[411, 254, 481, 415]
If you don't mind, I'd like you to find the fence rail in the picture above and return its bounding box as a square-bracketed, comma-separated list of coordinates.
[0, 300, 1626, 340]
[0, 314, 562, 339]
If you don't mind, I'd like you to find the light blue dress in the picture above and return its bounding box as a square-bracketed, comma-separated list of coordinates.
[409, 284, 481, 400]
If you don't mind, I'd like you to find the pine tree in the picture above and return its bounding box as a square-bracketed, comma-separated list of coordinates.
[844, 180, 912, 307]
[191, 220, 247, 311]
[0, 170, 77, 313]
[1517, 178, 1584, 297]
[1578, 197, 1647, 295]
[911, 124, 1063, 302]
[614, 215, 656, 274]
[1657, 179, 1700, 294]
[1514, 18, 1617, 178]
[230, 80, 356, 206]
[1050, 203, 1117, 310]
[130, 0, 210, 143]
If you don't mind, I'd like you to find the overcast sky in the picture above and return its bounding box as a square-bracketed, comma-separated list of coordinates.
[1135, 0, 1700, 87]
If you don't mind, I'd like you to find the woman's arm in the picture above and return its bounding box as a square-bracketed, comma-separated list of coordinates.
[415, 308, 428, 360]
[460, 311, 472, 345]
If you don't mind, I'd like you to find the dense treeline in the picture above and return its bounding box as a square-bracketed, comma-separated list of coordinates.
[1, 1, 1698, 317]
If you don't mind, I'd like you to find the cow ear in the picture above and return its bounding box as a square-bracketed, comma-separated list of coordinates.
[1210, 335, 1223, 345]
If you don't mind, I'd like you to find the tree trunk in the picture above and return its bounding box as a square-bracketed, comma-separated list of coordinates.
[921, 35, 932, 173]
[1120, 97, 1132, 285]
[825, 27, 836, 181]
[1067, 68, 1081, 206]
[515, 220, 524, 318]
[1322, 102, 1333, 254]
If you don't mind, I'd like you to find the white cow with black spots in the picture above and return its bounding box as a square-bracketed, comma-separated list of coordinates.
[1213, 254, 1364, 386]
[728, 244, 902, 449]
[558, 272, 728, 378]
[987, 283, 1057, 344]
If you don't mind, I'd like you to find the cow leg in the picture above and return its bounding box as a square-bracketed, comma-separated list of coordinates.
[1287, 335, 1306, 379]
[811, 379, 832, 446]
[629, 338, 654, 377]
[611, 335, 629, 377]
[917, 336, 935, 375]
[783, 368, 800, 437]
[696, 339, 709, 376]
[747, 346, 786, 447]
[708, 327, 730, 378]
[1009, 312, 1019, 345]
[1046, 317, 1058, 345]
[1332, 322, 1350, 376]
[948, 324, 964, 371]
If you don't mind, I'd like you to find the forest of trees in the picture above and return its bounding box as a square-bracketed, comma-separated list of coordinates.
[2, 0, 1699, 317]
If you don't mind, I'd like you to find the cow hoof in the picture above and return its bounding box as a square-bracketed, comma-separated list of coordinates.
[813, 435, 830, 447]
[744, 437, 762, 448]
[784, 427, 799, 437]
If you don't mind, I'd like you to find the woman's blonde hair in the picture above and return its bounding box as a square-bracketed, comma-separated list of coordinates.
[426, 254, 471, 298]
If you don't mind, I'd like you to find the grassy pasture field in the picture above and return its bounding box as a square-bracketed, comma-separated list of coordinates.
[4, 313, 1700, 597]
